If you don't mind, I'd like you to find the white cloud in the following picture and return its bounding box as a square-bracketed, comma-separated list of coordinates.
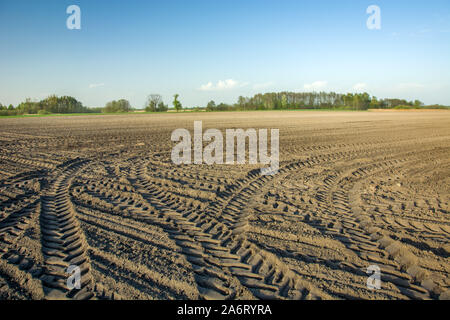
[198, 79, 247, 91]
[304, 81, 327, 91]
[89, 83, 105, 89]
[352, 83, 368, 91]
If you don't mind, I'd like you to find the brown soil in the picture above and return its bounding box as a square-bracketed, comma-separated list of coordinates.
[0, 111, 449, 300]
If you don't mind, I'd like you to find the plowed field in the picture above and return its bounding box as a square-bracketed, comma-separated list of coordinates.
[0, 111, 449, 300]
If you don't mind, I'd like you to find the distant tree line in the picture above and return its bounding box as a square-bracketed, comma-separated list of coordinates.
[0, 95, 92, 116]
[144, 94, 182, 112]
[0, 95, 136, 116]
[1, 91, 447, 116]
[205, 92, 447, 111]
[105, 93, 184, 113]
[0, 93, 180, 116]
[0, 103, 15, 116]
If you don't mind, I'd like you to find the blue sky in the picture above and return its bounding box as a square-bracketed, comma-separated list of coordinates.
[1, 0, 449, 108]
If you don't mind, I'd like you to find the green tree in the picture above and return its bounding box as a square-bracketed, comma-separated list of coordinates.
[414, 100, 423, 108]
[173, 94, 182, 112]
[360, 92, 371, 110]
[16, 98, 39, 114]
[369, 96, 380, 109]
[352, 94, 361, 110]
[206, 100, 216, 112]
[103, 99, 131, 113]
[343, 93, 354, 108]
[216, 103, 231, 111]
[237, 96, 247, 110]
[156, 101, 168, 112]
[281, 94, 288, 109]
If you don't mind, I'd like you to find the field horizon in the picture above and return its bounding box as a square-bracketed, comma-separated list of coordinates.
[1, 108, 449, 120]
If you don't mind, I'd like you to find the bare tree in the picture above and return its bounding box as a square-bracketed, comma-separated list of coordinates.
[146, 94, 163, 112]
